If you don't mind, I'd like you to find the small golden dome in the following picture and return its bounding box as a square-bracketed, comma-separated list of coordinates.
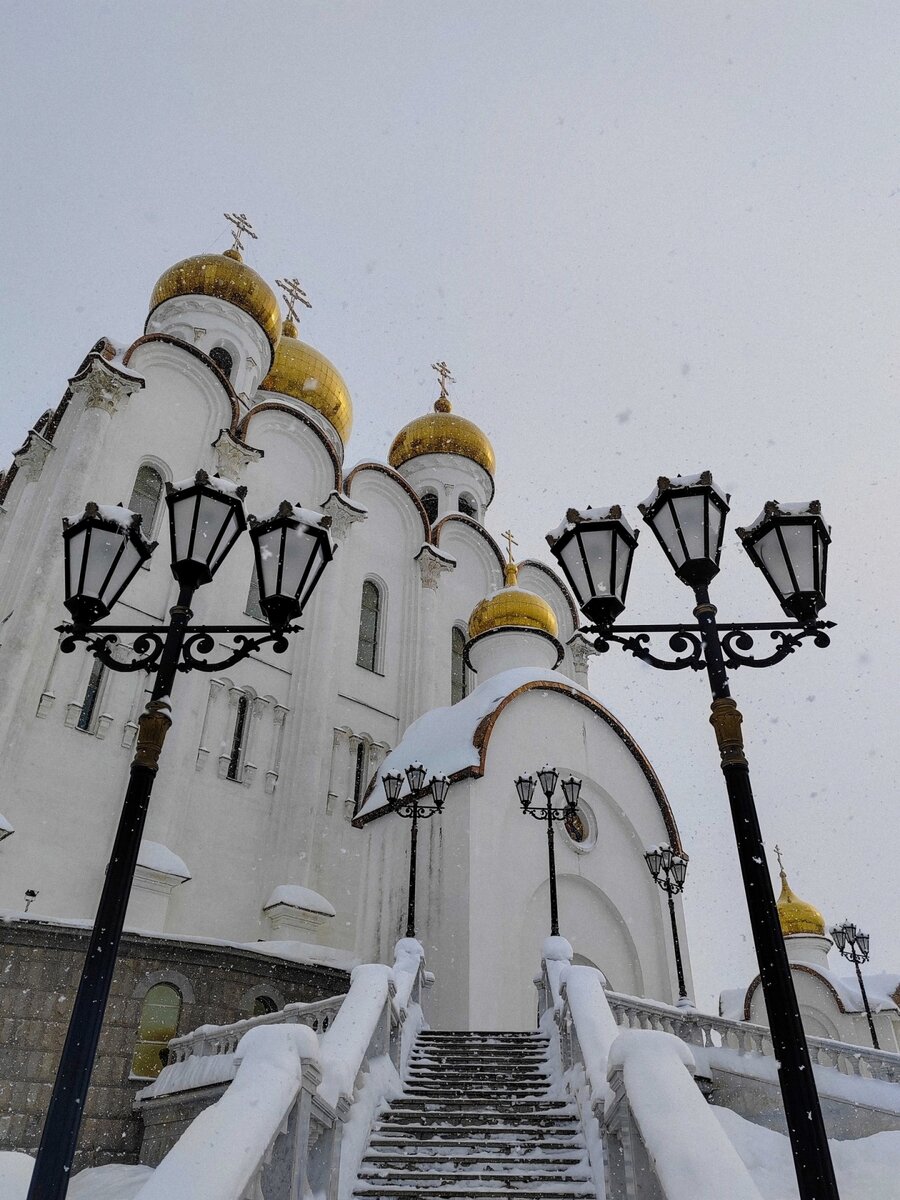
[388, 398, 495, 476]
[149, 248, 282, 356]
[259, 320, 353, 443]
[777, 867, 826, 937]
[468, 562, 558, 639]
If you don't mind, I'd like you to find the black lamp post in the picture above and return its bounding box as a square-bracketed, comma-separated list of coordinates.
[548, 475, 839, 1200]
[29, 472, 334, 1200]
[831, 922, 879, 1049]
[516, 768, 582, 938]
[382, 764, 449, 939]
[644, 845, 690, 1004]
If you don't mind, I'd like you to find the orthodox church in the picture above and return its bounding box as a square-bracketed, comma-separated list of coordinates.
[0, 225, 896, 1185]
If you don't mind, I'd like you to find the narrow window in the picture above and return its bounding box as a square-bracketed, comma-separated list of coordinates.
[245, 565, 264, 621]
[252, 994, 278, 1017]
[128, 464, 165, 534]
[77, 657, 106, 732]
[132, 983, 182, 1078]
[451, 626, 468, 704]
[421, 491, 439, 523]
[209, 346, 234, 378]
[227, 694, 250, 781]
[353, 741, 368, 810]
[356, 581, 381, 672]
[458, 494, 477, 519]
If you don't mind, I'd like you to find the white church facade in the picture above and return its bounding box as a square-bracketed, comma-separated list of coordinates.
[0, 232, 896, 1179]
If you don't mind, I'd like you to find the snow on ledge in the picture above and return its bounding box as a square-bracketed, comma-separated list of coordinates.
[137, 841, 190, 881]
[263, 885, 335, 917]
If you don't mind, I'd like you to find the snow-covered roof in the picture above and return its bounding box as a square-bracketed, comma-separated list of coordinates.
[137, 840, 191, 881]
[263, 885, 336, 917]
[739, 499, 823, 536]
[640, 471, 729, 511]
[730, 963, 900, 1020]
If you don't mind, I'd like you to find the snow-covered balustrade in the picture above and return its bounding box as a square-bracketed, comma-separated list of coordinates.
[605, 990, 900, 1084]
[168, 995, 345, 1065]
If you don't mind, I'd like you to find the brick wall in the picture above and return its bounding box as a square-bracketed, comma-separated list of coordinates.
[0, 918, 349, 1169]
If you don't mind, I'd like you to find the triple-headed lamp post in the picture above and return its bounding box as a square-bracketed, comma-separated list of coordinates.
[831, 922, 879, 1050]
[29, 472, 334, 1200]
[382, 764, 449, 939]
[515, 768, 582, 938]
[644, 846, 689, 1005]
[547, 474, 839, 1200]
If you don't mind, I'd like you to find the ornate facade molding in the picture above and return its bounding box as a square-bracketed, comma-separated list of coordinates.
[12, 430, 54, 483]
[68, 354, 144, 416]
[211, 428, 263, 482]
[321, 490, 368, 543]
[415, 543, 456, 591]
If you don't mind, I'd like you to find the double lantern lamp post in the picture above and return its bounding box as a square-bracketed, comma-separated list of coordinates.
[644, 846, 689, 1005]
[515, 767, 582, 938]
[547, 473, 839, 1200]
[382, 764, 449, 939]
[831, 922, 879, 1050]
[29, 471, 335, 1200]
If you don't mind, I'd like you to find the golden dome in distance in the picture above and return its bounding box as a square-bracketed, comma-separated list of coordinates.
[468, 559, 559, 640]
[774, 846, 826, 936]
[260, 318, 354, 444]
[388, 395, 496, 476]
[149, 247, 282, 356]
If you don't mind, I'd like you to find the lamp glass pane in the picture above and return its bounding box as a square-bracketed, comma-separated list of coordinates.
[556, 533, 592, 606]
[206, 503, 239, 572]
[284, 526, 322, 604]
[104, 537, 143, 604]
[781, 523, 816, 592]
[583, 528, 613, 598]
[82, 527, 123, 597]
[831, 926, 846, 951]
[256, 526, 283, 597]
[651, 501, 684, 567]
[613, 529, 632, 597]
[672, 493, 706, 559]
[755, 527, 793, 597]
[857, 933, 869, 957]
[171, 493, 198, 564]
[671, 858, 688, 886]
[66, 528, 87, 596]
[645, 849, 661, 876]
[707, 498, 726, 559]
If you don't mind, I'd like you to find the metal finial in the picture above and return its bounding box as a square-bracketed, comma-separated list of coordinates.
[501, 529, 519, 566]
[431, 360, 455, 405]
[224, 212, 258, 255]
[774, 844, 787, 879]
[276, 277, 312, 325]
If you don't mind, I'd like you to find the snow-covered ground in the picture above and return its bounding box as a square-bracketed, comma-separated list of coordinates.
[0, 1154, 153, 1199]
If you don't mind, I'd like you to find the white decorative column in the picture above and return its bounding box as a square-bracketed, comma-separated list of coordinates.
[567, 633, 597, 690]
[124, 840, 191, 933]
[414, 544, 455, 715]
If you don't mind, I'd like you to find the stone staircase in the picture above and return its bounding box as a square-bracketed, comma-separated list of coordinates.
[353, 1030, 596, 1199]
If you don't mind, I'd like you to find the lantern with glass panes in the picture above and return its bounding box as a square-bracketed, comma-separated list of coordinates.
[515, 767, 582, 937]
[381, 764, 449, 939]
[546, 471, 839, 1200]
[35, 473, 335, 1200]
[830, 921, 880, 1049]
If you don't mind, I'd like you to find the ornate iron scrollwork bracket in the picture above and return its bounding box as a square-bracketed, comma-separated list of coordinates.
[57, 621, 301, 674]
[588, 620, 834, 672]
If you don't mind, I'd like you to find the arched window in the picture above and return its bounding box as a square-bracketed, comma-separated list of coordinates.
[353, 741, 369, 809]
[421, 491, 439, 523]
[209, 346, 234, 378]
[252, 994, 278, 1017]
[458, 494, 478, 520]
[77, 656, 107, 732]
[128, 464, 165, 534]
[131, 982, 182, 1078]
[245, 565, 264, 621]
[227, 693, 250, 781]
[356, 581, 381, 672]
[451, 626, 468, 704]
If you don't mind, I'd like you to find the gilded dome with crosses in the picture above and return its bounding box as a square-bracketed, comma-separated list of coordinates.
[468, 533, 558, 639]
[389, 363, 495, 476]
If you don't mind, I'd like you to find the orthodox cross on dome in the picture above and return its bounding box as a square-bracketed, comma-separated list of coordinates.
[224, 212, 257, 255]
[431, 360, 455, 410]
[774, 843, 788, 879]
[501, 529, 519, 566]
[276, 277, 312, 325]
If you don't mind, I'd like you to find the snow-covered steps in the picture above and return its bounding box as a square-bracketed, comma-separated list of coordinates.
[353, 1030, 596, 1200]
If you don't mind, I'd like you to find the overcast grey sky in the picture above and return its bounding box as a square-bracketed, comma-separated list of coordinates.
[1, 1, 898, 1010]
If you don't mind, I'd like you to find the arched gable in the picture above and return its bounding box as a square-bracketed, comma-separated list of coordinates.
[237, 401, 342, 494]
[345, 462, 431, 542]
[517, 559, 579, 632]
[433, 513, 506, 573]
[743, 963, 852, 1021]
[124, 333, 241, 428]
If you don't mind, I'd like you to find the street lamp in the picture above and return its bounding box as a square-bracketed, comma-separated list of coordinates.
[29, 471, 334, 1200]
[516, 768, 581, 937]
[382, 764, 448, 939]
[644, 845, 690, 1005]
[831, 921, 879, 1049]
[547, 473, 839, 1200]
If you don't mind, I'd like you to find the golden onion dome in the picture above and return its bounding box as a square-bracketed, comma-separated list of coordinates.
[468, 562, 558, 640]
[148, 248, 282, 357]
[388, 397, 495, 476]
[259, 319, 353, 443]
[776, 866, 826, 937]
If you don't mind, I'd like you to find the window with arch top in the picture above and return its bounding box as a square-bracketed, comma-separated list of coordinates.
[421, 491, 439, 524]
[131, 982, 182, 1078]
[227, 692, 251, 781]
[356, 580, 382, 672]
[209, 346, 234, 378]
[451, 625, 469, 704]
[458, 493, 478, 520]
[128, 464, 165, 535]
